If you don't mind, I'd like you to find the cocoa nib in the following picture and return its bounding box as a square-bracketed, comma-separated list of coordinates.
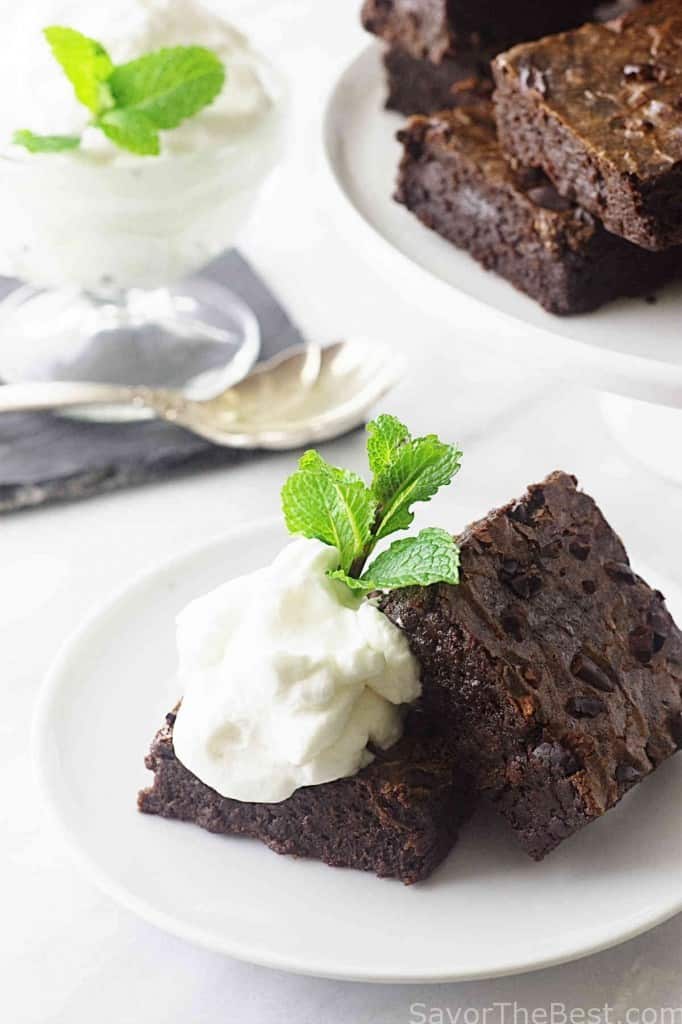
[511, 573, 542, 599]
[569, 537, 591, 561]
[570, 652, 616, 692]
[603, 560, 637, 584]
[499, 558, 542, 599]
[567, 695, 607, 718]
[527, 185, 573, 212]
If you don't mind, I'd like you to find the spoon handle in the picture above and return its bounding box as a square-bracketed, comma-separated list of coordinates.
[0, 381, 145, 414]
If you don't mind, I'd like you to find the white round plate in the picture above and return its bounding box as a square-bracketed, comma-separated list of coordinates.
[320, 45, 682, 409]
[33, 518, 682, 983]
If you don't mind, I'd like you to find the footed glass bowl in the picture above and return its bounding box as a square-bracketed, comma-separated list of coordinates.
[0, 69, 285, 421]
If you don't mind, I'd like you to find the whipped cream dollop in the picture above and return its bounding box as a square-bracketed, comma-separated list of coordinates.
[3, 0, 272, 161]
[172, 539, 421, 803]
[0, 0, 283, 289]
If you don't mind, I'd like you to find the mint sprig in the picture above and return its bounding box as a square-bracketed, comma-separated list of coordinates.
[281, 415, 463, 594]
[13, 27, 226, 157]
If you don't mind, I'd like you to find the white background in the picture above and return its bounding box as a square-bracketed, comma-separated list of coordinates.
[3, 1, 682, 1021]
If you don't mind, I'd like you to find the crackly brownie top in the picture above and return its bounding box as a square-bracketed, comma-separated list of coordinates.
[400, 106, 602, 248]
[384, 471, 682, 813]
[494, 0, 682, 178]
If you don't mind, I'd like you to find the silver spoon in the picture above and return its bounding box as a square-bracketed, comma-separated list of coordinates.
[0, 340, 403, 449]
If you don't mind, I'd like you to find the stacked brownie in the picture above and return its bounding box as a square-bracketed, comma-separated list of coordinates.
[366, 0, 682, 314]
[361, 0, 624, 116]
[395, 105, 680, 314]
[492, 0, 682, 251]
[380, 46, 494, 118]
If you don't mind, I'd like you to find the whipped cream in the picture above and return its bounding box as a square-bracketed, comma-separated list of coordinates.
[3, 0, 271, 161]
[0, 0, 283, 290]
[172, 539, 421, 803]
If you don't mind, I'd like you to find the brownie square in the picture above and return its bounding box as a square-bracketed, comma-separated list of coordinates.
[383, 45, 493, 116]
[139, 709, 475, 884]
[361, 0, 601, 63]
[382, 471, 682, 860]
[395, 104, 679, 314]
[493, 0, 682, 250]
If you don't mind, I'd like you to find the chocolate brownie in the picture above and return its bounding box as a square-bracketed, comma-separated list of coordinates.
[383, 45, 493, 115]
[493, 0, 682, 250]
[361, 0, 601, 63]
[382, 471, 682, 860]
[139, 709, 475, 884]
[395, 105, 679, 314]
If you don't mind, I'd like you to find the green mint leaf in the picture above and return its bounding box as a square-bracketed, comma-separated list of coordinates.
[98, 108, 160, 155]
[13, 129, 81, 153]
[108, 46, 225, 131]
[44, 26, 114, 115]
[365, 529, 460, 588]
[330, 529, 460, 592]
[326, 570, 374, 593]
[281, 450, 377, 574]
[372, 433, 462, 540]
[366, 414, 410, 480]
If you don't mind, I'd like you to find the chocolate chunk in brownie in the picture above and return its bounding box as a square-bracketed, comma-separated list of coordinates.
[382, 471, 682, 860]
[383, 46, 493, 116]
[361, 0, 602, 63]
[395, 104, 679, 314]
[493, 0, 682, 250]
[139, 709, 475, 884]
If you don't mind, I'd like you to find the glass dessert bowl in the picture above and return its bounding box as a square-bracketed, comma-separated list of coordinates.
[0, 4, 286, 420]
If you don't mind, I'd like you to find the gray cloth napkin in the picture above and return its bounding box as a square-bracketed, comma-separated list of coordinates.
[0, 251, 305, 513]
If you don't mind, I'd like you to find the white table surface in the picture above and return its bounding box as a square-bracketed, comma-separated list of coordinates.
[3, 2, 682, 1021]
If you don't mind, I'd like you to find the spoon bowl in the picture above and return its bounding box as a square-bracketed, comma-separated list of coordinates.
[174, 340, 403, 447]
